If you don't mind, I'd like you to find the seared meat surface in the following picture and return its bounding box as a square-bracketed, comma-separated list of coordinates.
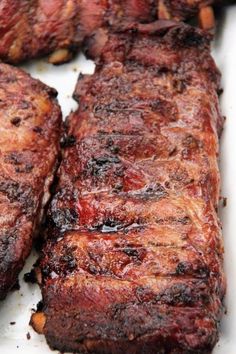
[31, 21, 225, 353]
[0, 0, 221, 64]
[0, 64, 61, 299]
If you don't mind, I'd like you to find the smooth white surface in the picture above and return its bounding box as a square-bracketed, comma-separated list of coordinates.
[0, 9, 236, 353]
[213, 7, 236, 353]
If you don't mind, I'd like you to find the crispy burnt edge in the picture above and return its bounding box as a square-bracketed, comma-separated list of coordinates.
[31, 20, 225, 353]
[83, 19, 214, 63]
[0, 65, 63, 300]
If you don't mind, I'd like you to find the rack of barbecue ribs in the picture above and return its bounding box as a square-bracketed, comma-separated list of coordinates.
[31, 21, 225, 353]
[0, 0, 222, 65]
[0, 64, 62, 300]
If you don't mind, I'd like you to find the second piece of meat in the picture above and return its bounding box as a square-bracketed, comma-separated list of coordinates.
[0, 63, 62, 299]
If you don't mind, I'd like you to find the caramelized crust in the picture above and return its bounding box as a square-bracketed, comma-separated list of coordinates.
[32, 22, 225, 353]
[0, 64, 62, 299]
[0, 0, 221, 64]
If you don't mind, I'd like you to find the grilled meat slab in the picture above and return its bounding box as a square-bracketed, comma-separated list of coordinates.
[0, 0, 221, 64]
[0, 63, 61, 299]
[31, 21, 225, 353]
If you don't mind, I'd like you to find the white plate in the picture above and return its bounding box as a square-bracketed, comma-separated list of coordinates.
[0, 7, 236, 353]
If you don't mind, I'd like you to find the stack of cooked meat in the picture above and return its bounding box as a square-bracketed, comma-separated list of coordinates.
[0, 0, 222, 64]
[0, 1, 227, 354]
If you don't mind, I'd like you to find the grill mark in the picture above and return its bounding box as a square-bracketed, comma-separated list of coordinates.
[49, 208, 78, 231]
[0, 180, 36, 214]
